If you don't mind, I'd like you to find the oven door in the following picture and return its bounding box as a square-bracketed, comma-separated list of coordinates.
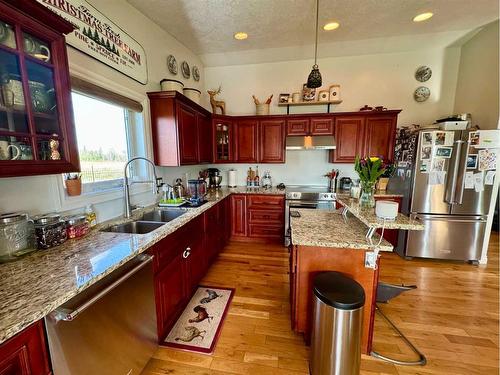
[284, 200, 336, 246]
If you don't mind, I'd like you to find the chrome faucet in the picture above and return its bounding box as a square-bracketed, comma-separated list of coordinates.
[124, 157, 163, 218]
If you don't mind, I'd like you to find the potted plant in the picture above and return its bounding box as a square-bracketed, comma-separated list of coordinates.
[65, 173, 82, 196]
[377, 161, 396, 191]
[354, 156, 386, 208]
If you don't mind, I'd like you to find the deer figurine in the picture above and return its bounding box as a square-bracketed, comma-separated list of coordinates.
[207, 86, 226, 115]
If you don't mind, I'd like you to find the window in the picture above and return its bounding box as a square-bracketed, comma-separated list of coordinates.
[70, 91, 145, 194]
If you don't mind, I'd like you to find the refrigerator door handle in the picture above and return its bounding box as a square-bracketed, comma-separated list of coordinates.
[453, 140, 468, 205]
[444, 140, 463, 204]
[412, 213, 487, 222]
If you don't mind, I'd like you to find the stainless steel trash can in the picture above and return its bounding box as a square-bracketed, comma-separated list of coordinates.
[310, 271, 365, 375]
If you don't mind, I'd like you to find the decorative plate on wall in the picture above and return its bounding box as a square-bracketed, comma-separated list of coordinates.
[415, 66, 432, 82]
[167, 55, 178, 75]
[414, 86, 430, 102]
[192, 66, 200, 81]
[181, 61, 190, 79]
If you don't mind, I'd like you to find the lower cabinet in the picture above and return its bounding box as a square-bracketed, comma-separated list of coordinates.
[0, 320, 51, 375]
[231, 194, 285, 242]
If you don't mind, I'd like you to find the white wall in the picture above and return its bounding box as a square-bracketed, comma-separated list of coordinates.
[454, 21, 499, 130]
[0, 0, 203, 222]
[205, 47, 461, 183]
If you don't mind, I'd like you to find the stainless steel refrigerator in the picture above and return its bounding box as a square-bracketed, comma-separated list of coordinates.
[392, 128, 495, 262]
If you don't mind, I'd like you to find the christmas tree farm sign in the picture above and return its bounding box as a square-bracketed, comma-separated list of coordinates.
[37, 0, 148, 84]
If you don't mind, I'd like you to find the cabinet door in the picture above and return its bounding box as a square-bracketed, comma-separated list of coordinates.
[330, 116, 365, 163]
[364, 116, 397, 161]
[177, 103, 199, 164]
[205, 204, 221, 263]
[286, 118, 309, 136]
[213, 119, 233, 163]
[197, 112, 213, 163]
[259, 119, 285, 163]
[184, 238, 206, 295]
[310, 118, 334, 135]
[235, 120, 258, 162]
[154, 252, 186, 340]
[0, 321, 50, 375]
[231, 194, 247, 237]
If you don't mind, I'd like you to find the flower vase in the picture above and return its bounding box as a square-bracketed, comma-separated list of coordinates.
[360, 181, 375, 208]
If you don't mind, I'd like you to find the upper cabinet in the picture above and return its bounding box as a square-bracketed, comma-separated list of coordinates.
[0, 0, 79, 177]
[330, 111, 400, 163]
[148, 91, 212, 166]
[310, 117, 334, 135]
[213, 116, 233, 163]
[259, 119, 285, 163]
[286, 117, 333, 136]
[234, 119, 258, 163]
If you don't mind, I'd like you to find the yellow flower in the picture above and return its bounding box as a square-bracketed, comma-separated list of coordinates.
[369, 157, 379, 162]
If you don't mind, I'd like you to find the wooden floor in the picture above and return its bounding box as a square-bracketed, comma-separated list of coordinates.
[141, 232, 499, 375]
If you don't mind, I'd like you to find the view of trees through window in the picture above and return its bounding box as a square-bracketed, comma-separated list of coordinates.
[72, 92, 129, 184]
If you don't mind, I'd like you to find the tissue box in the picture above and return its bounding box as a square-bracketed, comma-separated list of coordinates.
[375, 200, 399, 220]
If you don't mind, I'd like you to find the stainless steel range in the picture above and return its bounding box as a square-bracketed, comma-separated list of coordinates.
[284, 185, 336, 246]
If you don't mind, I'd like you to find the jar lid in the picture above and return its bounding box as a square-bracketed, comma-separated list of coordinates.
[0, 213, 28, 225]
[33, 214, 61, 225]
[64, 215, 87, 226]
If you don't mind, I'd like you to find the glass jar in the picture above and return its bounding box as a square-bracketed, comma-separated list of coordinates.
[360, 181, 376, 208]
[64, 215, 90, 239]
[0, 213, 35, 262]
[33, 214, 67, 249]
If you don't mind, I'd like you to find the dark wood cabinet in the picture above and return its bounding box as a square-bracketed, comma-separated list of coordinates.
[197, 112, 212, 163]
[231, 194, 247, 238]
[259, 119, 285, 163]
[286, 118, 309, 135]
[213, 117, 233, 163]
[177, 103, 198, 164]
[0, 0, 80, 177]
[310, 117, 334, 135]
[330, 116, 366, 163]
[364, 116, 397, 161]
[0, 320, 51, 375]
[148, 91, 212, 166]
[234, 119, 258, 162]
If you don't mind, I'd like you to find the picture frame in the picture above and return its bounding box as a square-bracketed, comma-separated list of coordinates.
[435, 146, 452, 158]
[279, 93, 290, 103]
[469, 131, 480, 146]
[421, 146, 432, 160]
[422, 132, 433, 146]
[434, 132, 446, 145]
[329, 84, 341, 101]
[466, 154, 478, 169]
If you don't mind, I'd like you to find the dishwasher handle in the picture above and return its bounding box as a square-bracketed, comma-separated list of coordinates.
[50, 254, 153, 323]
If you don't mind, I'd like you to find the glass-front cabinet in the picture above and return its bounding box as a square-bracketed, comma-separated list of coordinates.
[0, 1, 79, 177]
[213, 118, 233, 163]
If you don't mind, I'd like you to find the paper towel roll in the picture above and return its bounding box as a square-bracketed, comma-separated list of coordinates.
[228, 169, 237, 187]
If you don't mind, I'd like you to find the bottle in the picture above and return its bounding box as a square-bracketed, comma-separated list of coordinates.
[84, 204, 97, 227]
[246, 168, 252, 187]
[255, 166, 260, 187]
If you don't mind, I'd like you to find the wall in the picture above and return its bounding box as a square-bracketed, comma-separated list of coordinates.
[205, 47, 461, 182]
[454, 21, 499, 130]
[0, 0, 203, 221]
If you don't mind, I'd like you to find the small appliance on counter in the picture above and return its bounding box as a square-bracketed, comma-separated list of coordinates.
[207, 168, 222, 189]
[375, 200, 399, 220]
[261, 171, 272, 189]
[339, 177, 352, 191]
[187, 179, 207, 206]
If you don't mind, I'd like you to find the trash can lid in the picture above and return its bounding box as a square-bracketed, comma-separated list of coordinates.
[313, 271, 365, 310]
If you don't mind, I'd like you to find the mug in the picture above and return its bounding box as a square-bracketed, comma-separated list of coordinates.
[0, 141, 20, 160]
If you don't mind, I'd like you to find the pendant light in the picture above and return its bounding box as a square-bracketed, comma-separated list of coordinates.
[306, 0, 322, 88]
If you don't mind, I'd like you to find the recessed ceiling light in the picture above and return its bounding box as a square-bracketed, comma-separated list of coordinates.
[413, 12, 433, 22]
[234, 32, 248, 40]
[323, 22, 340, 31]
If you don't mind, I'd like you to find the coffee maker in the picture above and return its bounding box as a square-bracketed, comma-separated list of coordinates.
[207, 168, 222, 189]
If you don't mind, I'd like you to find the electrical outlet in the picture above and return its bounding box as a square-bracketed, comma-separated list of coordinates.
[365, 251, 377, 269]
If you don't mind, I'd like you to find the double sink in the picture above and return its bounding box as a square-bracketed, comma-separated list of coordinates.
[101, 208, 188, 234]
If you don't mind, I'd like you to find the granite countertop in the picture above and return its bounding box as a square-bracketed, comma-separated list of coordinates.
[0, 186, 284, 345]
[290, 209, 393, 251]
[336, 195, 424, 230]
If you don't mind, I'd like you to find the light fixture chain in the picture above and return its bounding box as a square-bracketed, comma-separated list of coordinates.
[314, 0, 319, 65]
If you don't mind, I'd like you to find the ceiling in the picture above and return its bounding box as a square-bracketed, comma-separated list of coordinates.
[128, 0, 498, 59]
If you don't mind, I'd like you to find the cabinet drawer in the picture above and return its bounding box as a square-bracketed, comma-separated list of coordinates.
[153, 231, 185, 272]
[310, 118, 334, 135]
[248, 209, 284, 224]
[286, 118, 309, 135]
[247, 195, 284, 210]
[248, 224, 283, 239]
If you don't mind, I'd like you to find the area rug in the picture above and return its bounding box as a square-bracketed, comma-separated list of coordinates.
[163, 286, 234, 354]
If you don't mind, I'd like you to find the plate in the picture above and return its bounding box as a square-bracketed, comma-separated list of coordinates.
[415, 66, 432, 82]
[414, 86, 430, 102]
[167, 55, 178, 75]
[181, 61, 190, 79]
[192, 65, 200, 81]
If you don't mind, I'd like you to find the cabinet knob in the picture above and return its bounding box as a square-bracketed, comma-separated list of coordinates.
[183, 247, 192, 258]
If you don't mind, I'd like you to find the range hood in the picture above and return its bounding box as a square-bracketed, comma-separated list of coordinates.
[286, 135, 336, 150]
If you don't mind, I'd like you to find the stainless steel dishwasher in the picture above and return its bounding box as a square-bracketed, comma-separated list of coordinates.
[45, 254, 157, 375]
